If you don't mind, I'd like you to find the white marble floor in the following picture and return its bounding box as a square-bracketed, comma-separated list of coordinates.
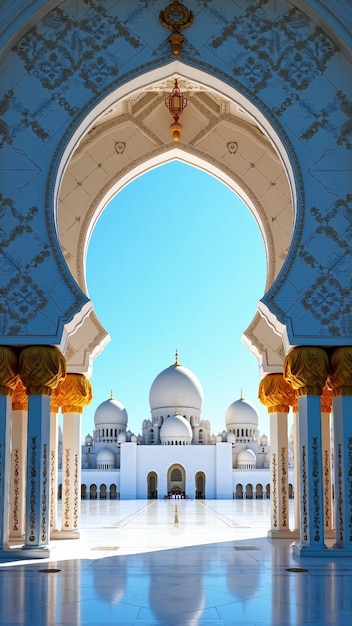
[1, 499, 352, 625]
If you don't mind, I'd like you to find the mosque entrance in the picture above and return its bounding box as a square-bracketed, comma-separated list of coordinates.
[147, 472, 158, 499]
[168, 465, 186, 498]
[195, 472, 206, 500]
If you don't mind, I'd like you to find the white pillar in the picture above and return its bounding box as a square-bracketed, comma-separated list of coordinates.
[321, 390, 335, 539]
[0, 395, 12, 550]
[328, 347, 352, 552]
[292, 408, 300, 533]
[268, 411, 291, 537]
[332, 394, 352, 550]
[19, 345, 66, 556]
[49, 410, 59, 537]
[24, 394, 51, 552]
[61, 410, 81, 537]
[293, 394, 327, 555]
[284, 346, 329, 556]
[9, 407, 27, 540]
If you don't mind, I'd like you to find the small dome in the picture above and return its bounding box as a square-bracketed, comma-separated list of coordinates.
[260, 434, 268, 446]
[149, 353, 203, 411]
[118, 432, 126, 443]
[225, 397, 259, 427]
[84, 433, 93, 446]
[160, 414, 192, 444]
[237, 448, 256, 468]
[96, 447, 115, 468]
[94, 396, 128, 427]
[227, 432, 236, 443]
[131, 434, 137, 443]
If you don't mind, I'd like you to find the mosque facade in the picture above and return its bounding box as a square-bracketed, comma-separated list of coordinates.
[59, 354, 294, 500]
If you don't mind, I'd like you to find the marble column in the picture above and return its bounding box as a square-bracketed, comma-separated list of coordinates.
[19, 346, 66, 555]
[59, 374, 92, 538]
[328, 346, 352, 551]
[284, 346, 328, 556]
[49, 393, 60, 538]
[0, 347, 19, 551]
[292, 402, 300, 533]
[9, 379, 28, 541]
[320, 386, 334, 539]
[259, 373, 295, 538]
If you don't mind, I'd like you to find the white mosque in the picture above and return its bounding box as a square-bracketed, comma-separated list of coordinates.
[61, 353, 294, 500]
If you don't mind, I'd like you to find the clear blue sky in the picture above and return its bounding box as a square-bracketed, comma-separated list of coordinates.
[84, 161, 271, 438]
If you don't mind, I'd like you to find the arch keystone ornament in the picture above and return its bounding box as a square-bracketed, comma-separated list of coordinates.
[159, 0, 194, 56]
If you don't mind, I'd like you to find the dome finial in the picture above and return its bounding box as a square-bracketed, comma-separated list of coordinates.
[173, 349, 181, 367]
[175, 404, 178, 415]
[109, 389, 113, 400]
[240, 389, 244, 400]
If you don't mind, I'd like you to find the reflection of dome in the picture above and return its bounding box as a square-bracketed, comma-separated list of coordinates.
[149, 353, 203, 411]
[225, 397, 259, 427]
[237, 448, 256, 469]
[94, 396, 128, 427]
[160, 415, 192, 445]
[96, 447, 115, 469]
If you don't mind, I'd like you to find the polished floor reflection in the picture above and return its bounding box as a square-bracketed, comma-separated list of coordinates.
[1, 499, 352, 625]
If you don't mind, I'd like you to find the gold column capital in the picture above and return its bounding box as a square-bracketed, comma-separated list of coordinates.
[0, 346, 19, 396]
[57, 373, 92, 414]
[321, 385, 333, 412]
[283, 346, 328, 397]
[328, 346, 352, 396]
[258, 373, 295, 413]
[19, 346, 66, 396]
[12, 378, 28, 410]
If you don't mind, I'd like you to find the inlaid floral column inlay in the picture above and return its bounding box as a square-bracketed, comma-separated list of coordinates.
[328, 347, 352, 550]
[0, 347, 19, 549]
[259, 373, 295, 537]
[284, 347, 328, 554]
[19, 346, 66, 551]
[59, 374, 92, 537]
[10, 379, 28, 539]
[320, 386, 334, 538]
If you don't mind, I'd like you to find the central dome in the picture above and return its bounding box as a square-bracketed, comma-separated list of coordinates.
[149, 353, 204, 411]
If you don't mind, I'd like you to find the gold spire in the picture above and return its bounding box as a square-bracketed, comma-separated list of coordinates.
[175, 404, 178, 415]
[240, 389, 244, 400]
[173, 349, 181, 367]
[109, 390, 113, 400]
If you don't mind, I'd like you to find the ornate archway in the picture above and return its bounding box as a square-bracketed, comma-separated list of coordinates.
[1, 0, 352, 556]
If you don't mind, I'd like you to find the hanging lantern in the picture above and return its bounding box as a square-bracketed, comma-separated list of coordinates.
[165, 79, 187, 141]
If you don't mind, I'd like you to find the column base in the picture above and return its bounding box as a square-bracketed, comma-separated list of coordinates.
[292, 542, 328, 557]
[332, 543, 352, 552]
[52, 530, 80, 540]
[324, 530, 336, 540]
[0, 545, 53, 560]
[268, 529, 299, 539]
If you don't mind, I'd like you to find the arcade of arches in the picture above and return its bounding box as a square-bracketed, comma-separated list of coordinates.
[0, 0, 352, 558]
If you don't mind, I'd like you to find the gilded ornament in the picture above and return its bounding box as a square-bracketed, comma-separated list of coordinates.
[0, 346, 19, 395]
[328, 346, 352, 396]
[159, 0, 193, 56]
[258, 373, 295, 413]
[283, 347, 328, 396]
[58, 374, 92, 413]
[321, 385, 332, 413]
[19, 346, 66, 396]
[12, 378, 28, 410]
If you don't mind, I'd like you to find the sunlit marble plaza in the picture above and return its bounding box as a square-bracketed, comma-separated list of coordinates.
[1, 499, 352, 626]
